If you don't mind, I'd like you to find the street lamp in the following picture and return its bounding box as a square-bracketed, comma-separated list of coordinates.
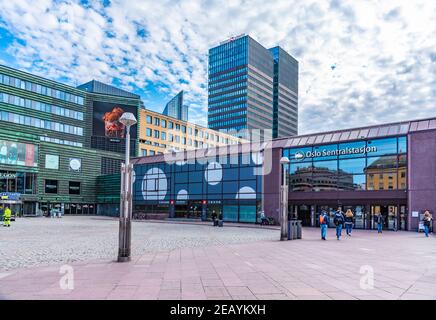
[118, 112, 137, 262]
[280, 156, 290, 241]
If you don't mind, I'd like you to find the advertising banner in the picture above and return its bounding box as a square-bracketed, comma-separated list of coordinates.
[93, 101, 138, 139]
[0, 140, 38, 167]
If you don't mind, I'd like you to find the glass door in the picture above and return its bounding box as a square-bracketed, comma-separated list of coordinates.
[387, 205, 398, 230]
[399, 205, 407, 230]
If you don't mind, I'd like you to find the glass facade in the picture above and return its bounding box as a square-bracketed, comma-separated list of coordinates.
[133, 153, 262, 223]
[163, 91, 188, 121]
[0, 73, 84, 105]
[208, 36, 297, 139]
[0, 110, 83, 136]
[283, 136, 407, 191]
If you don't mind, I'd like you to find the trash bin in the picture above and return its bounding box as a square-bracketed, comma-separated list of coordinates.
[296, 220, 302, 239]
[288, 220, 302, 240]
[218, 220, 223, 227]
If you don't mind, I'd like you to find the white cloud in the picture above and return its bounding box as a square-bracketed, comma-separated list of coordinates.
[0, 0, 435, 132]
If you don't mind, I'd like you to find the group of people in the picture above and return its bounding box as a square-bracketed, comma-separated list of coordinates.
[319, 208, 354, 240]
[319, 208, 433, 240]
[0, 205, 12, 227]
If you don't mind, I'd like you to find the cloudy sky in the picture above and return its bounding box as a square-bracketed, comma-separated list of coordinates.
[0, 0, 435, 134]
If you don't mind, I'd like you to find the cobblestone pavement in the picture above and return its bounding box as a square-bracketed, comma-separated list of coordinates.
[0, 216, 278, 271]
[1, 217, 436, 300]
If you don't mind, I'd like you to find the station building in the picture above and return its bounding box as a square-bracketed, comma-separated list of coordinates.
[132, 116, 436, 231]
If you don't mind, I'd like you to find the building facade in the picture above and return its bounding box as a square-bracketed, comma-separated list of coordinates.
[0, 65, 135, 215]
[139, 108, 244, 156]
[269, 47, 298, 138]
[208, 35, 298, 139]
[163, 90, 188, 121]
[132, 116, 436, 232]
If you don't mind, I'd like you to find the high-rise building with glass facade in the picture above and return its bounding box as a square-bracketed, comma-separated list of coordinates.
[163, 90, 188, 121]
[269, 47, 298, 138]
[208, 35, 298, 139]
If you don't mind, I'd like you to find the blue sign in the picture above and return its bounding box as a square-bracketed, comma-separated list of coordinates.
[0, 192, 21, 201]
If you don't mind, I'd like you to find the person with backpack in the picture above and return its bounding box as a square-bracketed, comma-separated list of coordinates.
[344, 209, 354, 236]
[423, 210, 433, 237]
[319, 209, 330, 240]
[333, 208, 345, 240]
[375, 212, 384, 233]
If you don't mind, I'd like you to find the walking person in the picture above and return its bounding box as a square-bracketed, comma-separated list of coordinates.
[423, 210, 433, 237]
[3, 205, 11, 227]
[211, 210, 217, 226]
[344, 209, 354, 236]
[375, 212, 384, 233]
[319, 209, 330, 240]
[333, 208, 345, 240]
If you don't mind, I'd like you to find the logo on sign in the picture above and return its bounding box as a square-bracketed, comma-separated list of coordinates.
[294, 151, 305, 161]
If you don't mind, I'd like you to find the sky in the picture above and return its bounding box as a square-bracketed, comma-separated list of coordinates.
[0, 0, 435, 134]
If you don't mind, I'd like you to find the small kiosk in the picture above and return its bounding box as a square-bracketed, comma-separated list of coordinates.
[0, 192, 22, 219]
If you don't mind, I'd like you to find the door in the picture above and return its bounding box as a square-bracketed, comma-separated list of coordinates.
[297, 205, 312, 226]
[207, 203, 222, 221]
[399, 205, 407, 230]
[371, 205, 398, 230]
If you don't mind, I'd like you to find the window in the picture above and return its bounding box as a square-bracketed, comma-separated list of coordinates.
[146, 128, 152, 137]
[168, 122, 174, 129]
[69, 181, 81, 195]
[154, 118, 160, 126]
[154, 130, 160, 139]
[149, 150, 155, 156]
[141, 149, 147, 156]
[146, 115, 152, 124]
[176, 124, 180, 131]
[161, 119, 167, 128]
[45, 155, 59, 170]
[161, 132, 166, 141]
[45, 180, 58, 194]
[182, 125, 186, 133]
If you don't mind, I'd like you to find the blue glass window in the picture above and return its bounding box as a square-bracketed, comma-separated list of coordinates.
[367, 138, 397, 156]
[338, 158, 366, 175]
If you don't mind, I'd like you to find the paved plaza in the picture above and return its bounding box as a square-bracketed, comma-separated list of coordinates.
[1, 216, 436, 300]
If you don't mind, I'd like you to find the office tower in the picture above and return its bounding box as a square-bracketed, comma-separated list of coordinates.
[163, 90, 188, 121]
[269, 47, 298, 138]
[208, 34, 298, 139]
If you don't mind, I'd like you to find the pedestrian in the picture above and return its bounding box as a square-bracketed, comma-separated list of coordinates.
[50, 207, 56, 218]
[375, 212, 384, 233]
[3, 205, 11, 227]
[344, 209, 354, 236]
[333, 208, 345, 240]
[259, 210, 268, 225]
[319, 209, 330, 240]
[211, 210, 217, 226]
[423, 210, 433, 237]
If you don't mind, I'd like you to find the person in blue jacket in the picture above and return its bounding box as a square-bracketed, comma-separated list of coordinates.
[319, 209, 330, 240]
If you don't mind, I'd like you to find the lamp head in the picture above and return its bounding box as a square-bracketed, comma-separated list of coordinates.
[119, 112, 137, 127]
[280, 156, 290, 165]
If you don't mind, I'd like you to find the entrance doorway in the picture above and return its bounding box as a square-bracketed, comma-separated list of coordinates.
[207, 203, 222, 221]
[371, 205, 398, 231]
[296, 205, 311, 226]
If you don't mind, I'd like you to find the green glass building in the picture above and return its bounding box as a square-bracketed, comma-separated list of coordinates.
[0, 65, 140, 216]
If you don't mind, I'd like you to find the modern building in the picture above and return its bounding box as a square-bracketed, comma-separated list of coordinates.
[139, 108, 244, 157]
[163, 90, 188, 121]
[131, 116, 436, 232]
[269, 47, 298, 138]
[207, 35, 298, 139]
[0, 65, 138, 216]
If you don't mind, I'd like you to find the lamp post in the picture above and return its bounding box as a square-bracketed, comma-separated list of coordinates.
[117, 112, 137, 262]
[280, 156, 290, 241]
